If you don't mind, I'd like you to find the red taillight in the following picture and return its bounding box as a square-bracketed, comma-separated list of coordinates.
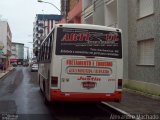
[51, 76, 58, 87]
[118, 79, 122, 89]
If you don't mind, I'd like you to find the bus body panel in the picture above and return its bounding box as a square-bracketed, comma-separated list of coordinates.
[50, 90, 121, 102]
[38, 63, 50, 100]
[60, 58, 117, 93]
[38, 24, 123, 102]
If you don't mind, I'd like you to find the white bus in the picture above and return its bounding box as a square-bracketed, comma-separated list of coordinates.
[38, 24, 123, 103]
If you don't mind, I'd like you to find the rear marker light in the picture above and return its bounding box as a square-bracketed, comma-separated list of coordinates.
[51, 76, 58, 87]
[66, 78, 69, 82]
[118, 79, 122, 89]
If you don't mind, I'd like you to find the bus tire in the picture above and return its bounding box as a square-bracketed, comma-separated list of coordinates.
[44, 96, 50, 106]
[43, 81, 50, 106]
[115, 99, 121, 103]
[39, 75, 43, 93]
[39, 87, 43, 94]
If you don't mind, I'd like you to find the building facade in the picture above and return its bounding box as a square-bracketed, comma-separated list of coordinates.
[0, 20, 12, 69]
[10, 43, 18, 63]
[33, 14, 62, 55]
[126, 0, 160, 95]
[82, 0, 104, 25]
[67, 0, 160, 95]
[60, 0, 82, 23]
[12, 42, 24, 59]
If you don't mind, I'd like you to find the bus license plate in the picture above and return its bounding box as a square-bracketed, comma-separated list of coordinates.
[82, 82, 96, 89]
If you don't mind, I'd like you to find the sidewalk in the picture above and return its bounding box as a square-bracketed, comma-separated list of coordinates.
[0, 67, 15, 80]
[106, 89, 160, 114]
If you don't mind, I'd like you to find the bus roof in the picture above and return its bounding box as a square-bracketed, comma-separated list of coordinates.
[55, 24, 122, 33]
[41, 24, 122, 47]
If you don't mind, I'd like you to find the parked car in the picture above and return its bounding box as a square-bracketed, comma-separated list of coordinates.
[17, 61, 22, 66]
[23, 62, 29, 67]
[31, 63, 38, 72]
[12, 62, 17, 67]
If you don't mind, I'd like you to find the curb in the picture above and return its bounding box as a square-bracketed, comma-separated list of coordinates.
[0, 68, 15, 81]
[101, 102, 139, 120]
[123, 88, 160, 100]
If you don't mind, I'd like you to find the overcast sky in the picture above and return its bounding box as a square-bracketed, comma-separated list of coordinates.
[0, 0, 60, 58]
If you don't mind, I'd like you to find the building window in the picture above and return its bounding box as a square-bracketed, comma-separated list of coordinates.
[137, 39, 154, 65]
[105, 0, 117, 27]
[138, 0, 154, 18]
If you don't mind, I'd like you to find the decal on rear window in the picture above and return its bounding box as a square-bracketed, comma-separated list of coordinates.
[56, 27, 122, 58]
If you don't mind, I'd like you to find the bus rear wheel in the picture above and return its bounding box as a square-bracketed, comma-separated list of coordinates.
[43, 82, 50, 106]
[44, 96, 50, 106]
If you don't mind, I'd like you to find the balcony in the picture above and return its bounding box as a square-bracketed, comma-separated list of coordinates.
[83, 5, 93, 18]
[11, 48, 16, 51]
[38, 23, 44, 27]
[105, 0, 117, 27]
[38, 29, 44, 34]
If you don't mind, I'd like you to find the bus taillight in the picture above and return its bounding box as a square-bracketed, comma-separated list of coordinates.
[118, 79, 122, 89]
[51, 76, 58, 87]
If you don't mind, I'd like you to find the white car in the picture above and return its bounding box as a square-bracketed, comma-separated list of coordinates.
[31, 63, 38, 72]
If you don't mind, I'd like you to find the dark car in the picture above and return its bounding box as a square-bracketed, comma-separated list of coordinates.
[12, 62, 17, 67]
[23, 62, 29, 67]
[31, 63, 38, 72]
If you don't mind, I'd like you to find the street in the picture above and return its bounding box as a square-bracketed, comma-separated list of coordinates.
[0, 67, 117, 120]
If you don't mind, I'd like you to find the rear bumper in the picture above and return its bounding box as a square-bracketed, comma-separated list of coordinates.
[50, 90, 122, 102]
[31, 68, 38, 71]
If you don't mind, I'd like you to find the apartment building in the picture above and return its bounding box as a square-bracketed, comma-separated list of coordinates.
[12, 42, 24, 59]
[10, 42, 24, 65]
[60, 0, 82, 23]
[10, 43, 18, 63]
[82, 0, 105, 25]
[33, 14, 62, 55]
[66, 0, 160, 95]
[126, 0, 160, 95]
[0, 20, 12, 69]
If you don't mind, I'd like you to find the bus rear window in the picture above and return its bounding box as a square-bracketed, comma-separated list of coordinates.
[56, 27, 122, 58]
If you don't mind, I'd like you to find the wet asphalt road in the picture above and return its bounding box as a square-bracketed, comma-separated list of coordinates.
[0, 67, 116, 120]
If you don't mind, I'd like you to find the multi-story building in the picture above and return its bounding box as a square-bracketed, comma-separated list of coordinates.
[0, 20, 12, 69]
[61, 0, 68, 20]
[125, 0, 160, 95]
[60, 0, 82, 23]
[66, 0, 160, 95]
[12, 42, 24, 60]
[82, 0, 105, 25]
[33, 14, 63, 55]
[10, 43, 18, 63]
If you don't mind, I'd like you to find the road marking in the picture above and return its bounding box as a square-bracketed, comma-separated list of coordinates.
[101, 102, 141, 120]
